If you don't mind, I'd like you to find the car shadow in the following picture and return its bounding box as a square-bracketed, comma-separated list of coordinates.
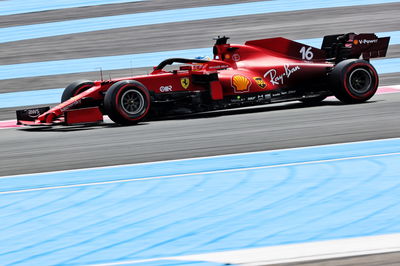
[156, 99, 375, 121]
[17, 99, 376, 132]
[18, 121, 150, 132]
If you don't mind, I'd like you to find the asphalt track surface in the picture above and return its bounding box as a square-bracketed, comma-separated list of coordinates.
[1, 92, 400, 177]
[0, 0, 400, 265]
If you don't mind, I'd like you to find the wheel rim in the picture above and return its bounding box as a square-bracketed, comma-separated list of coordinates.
[120, 89, 145, 115]
[349, 68, 372, 95]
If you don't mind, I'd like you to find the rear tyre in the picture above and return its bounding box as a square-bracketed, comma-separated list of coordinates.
[329, 59, 378, 103]
[104, 80, 151, 125]
[61, 80, 94, 102]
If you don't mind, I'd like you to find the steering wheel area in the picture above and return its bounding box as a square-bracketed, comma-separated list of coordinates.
[154, 58, 210, 71]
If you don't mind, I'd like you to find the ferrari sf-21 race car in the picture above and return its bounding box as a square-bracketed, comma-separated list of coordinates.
[17, 32, 390, 126]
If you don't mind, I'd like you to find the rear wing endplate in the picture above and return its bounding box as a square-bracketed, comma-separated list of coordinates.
[321, 33, 390, 61]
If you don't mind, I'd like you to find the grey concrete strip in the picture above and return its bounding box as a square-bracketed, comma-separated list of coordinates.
[0, 3, 398, 65]
[379, 72, 400, 86]
[0, 0, 262, 28]
[1, 92, 400, 176]
[387, 44, 400, 59]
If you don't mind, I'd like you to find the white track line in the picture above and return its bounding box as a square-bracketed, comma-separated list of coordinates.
[89, 233, 400, 266]
[1, 151, 399, 195]
[382, 85, 400, 89]
[1, 137, 400, 180]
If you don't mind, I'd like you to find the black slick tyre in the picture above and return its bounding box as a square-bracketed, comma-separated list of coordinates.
[329, 59, 378, 104]
[61, 80, 94, 102]
[104, 80, 151, 125]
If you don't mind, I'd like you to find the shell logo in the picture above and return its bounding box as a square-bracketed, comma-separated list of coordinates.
[232, 74, 251, 93]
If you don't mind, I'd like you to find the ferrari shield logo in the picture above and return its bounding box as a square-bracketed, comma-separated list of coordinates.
[180, 77, 190, 89]
[253, 77, 267, 89]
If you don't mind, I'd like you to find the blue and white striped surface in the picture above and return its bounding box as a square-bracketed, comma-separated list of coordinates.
[0, 0, 399, 43]
[1, 0, 400, 265]
[0, 29, 399, 108]
[0, 0, 144, 16]
[0, 30, 398, 82]
[1, 138, 399, 265]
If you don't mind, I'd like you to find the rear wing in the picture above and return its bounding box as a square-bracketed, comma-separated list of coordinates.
[245, 37, 326, 61]
[321, 33, 390, 62]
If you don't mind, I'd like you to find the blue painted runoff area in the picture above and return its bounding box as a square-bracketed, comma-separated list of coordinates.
[0, 138, 399, 265]
[0, 88, 63, 108]
[0, 54, 398, 82]
[97, 260, 225, 266]
[373, 58, 400, 77]
[0, 30, 398, 82]
[0, 0, 144, 16]
[0, 0, 398, 43]
[0, 48, 209, 81]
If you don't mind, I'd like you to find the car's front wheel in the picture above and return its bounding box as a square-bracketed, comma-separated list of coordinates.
[104, 80, 151, 125]
[329, 59, 378, 103]
[61, 80, 94, 102]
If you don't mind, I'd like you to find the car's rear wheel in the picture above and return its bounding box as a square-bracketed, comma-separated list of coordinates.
[61, 80, 94, 102]
[329, 59, 378, 103]
[104, 80, 151, 125]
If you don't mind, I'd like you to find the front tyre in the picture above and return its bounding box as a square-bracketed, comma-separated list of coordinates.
[61, 80, 94, 102]
[104, 80, 151, 125]
[329, 59, 378, 104]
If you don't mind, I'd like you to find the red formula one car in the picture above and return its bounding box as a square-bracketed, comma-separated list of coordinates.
[17, 32, 389, 126]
